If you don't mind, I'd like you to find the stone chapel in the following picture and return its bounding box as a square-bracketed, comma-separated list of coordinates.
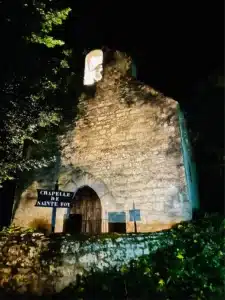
[12, 51, 198, 234]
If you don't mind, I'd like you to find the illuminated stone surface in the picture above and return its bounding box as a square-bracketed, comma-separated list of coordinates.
[0, 231, 171, 294]
[13, 52, 192, 233]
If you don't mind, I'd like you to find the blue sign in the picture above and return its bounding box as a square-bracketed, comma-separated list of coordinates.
[108, 212, 126, 223]
[129, 209, 141, 221]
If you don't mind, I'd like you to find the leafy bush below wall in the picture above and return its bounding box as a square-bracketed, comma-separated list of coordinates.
[0, 214, 224, 299]
[58, 214, 225, 300]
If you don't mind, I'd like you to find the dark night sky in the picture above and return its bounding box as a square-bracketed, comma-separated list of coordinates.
[68, 1, 223, 97]
[65, 1, 224, 213]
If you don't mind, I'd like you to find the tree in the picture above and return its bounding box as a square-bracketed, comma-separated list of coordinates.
[0, 0, 73, 184]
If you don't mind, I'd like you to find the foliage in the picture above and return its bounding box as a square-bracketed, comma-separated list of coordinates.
[113, 51, 132, 75]
[29, 7, 71, 48]
[0, 223, 35, 234]
[0, 0, 73, 184]
[0, 215, 224, 299]
[58, 214, 225, 300]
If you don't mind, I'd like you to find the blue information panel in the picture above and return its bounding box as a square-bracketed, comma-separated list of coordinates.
[108, 212, 126, 223]
[129, 209, 141, 221]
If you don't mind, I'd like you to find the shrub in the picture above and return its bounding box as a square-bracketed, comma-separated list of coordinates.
[0, 223, 35, 234]
[59, 214, 225, 300]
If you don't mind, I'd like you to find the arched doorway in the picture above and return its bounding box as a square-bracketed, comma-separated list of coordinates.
[65, 186, 102, 234]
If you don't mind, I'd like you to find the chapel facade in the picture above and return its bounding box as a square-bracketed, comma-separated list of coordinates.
[12, 51, 197, 234]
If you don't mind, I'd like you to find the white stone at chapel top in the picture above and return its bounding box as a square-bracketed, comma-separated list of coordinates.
[83, 49, 103, 86]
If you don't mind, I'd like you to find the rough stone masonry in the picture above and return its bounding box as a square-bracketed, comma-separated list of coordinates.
[13, 52, 192, 233]
[0, 229, 171, 294]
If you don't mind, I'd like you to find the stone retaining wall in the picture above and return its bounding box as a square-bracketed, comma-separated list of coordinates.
[0, 229, 171, 295]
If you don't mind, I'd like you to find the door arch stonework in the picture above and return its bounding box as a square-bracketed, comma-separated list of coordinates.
[69, 186, 102, 234]
[58, 172, 116, 233]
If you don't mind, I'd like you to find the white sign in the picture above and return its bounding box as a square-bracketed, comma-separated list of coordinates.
[83, 49, 103, 86]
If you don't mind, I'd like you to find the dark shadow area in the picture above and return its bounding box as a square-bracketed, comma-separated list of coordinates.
[179, 87, 224, 213]
[64, 214, 82, 234]
[108, 222, 126, 234]
[0, 180, 17, 230]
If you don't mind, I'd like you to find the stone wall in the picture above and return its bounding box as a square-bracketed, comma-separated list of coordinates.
[0, 229, 171, 295]
[13, 53, 192, 233]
